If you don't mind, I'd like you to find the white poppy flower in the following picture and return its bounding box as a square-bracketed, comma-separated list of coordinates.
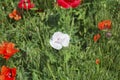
[50, 32, 70, 50]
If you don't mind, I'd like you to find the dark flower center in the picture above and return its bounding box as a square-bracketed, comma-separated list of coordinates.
[7, 72, 12, 78]
[7, 70, 12, 78]
[104, 23, 109, 29]
[64, 0, 75, 2]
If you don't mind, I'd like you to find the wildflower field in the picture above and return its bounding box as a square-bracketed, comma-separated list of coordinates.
[0, 0, 120, 80]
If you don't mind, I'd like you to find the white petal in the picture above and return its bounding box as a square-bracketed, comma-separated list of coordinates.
[52, 32, 64, 40]
[62, 34, 70, 47]
[50, 39, 62, 50]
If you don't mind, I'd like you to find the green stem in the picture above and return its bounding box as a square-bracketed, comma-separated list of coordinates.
[47, 62, 56, 80]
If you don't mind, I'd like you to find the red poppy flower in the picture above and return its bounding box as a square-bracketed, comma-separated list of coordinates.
[0, 66, 16, 80]
[18, 0, 34, 10]
[98, 20, 112, 30]
[9, 9, 21, 21]
[96, 59, 100, 65]
[57, 0, 81, 9]
[0, 42, 19, 60]
[93, 34, 101, 42]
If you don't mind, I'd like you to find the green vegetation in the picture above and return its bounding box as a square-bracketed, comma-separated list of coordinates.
[0, 0, 120, 80]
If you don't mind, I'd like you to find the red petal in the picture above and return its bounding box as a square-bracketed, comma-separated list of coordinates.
[71, 0, 81, 8]
[0, 75, 5, 80]
[18, 0, 34, 10]
[57, 0, 71, 8]
[94, 34, 101, 42]
[18, 2, 23, 8]
[11, 68, 16, 77]
[0, 47, 6, 54]
[1, 66, 9, 75]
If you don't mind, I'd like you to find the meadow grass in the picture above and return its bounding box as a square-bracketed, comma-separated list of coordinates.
[0, 0, 120, 80]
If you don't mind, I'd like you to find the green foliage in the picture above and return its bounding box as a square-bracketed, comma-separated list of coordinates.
[0, 0, 120, 80]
